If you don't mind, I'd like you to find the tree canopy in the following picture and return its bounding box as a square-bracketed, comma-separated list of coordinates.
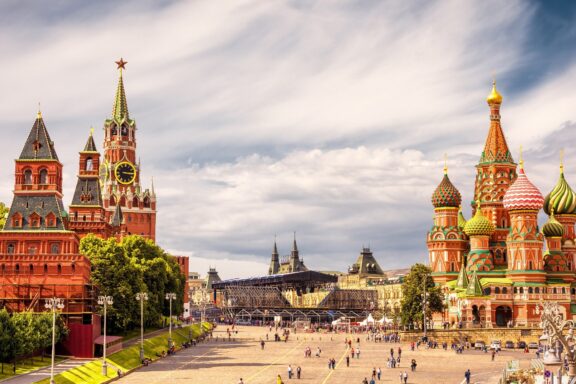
[400, 263, 444, 329]
[80, 235, 186, 334]
[0, 202, 9, 230]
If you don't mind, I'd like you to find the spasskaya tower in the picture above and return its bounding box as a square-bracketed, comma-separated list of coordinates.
[99, 59, 156, 241]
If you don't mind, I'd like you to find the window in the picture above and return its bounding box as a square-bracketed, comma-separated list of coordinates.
[15, 264, 20, 274]
[51, 244, 60, 254]
[502, 287, 508, 294]
[562, 287, 566, 294]
[57, 264, 62, 275]
[528, 287, 533, 294]
[111, 125, 117, 136]
[132, 197, 139, 207]
[39, 169, 48, 184]
[85, 157, 93, 171]
[24, 170, 32, 184]
[513, 287, 517, 294]
[71, 263, 76, 273]
[144, 197, 150, 208]
[121, 125, 128, 136]
[484, 287, 491, 295]
[44, 264, 48, 274]
[535, 287, 540, 294]
[553, 287, 557, 294]
[29, 264, 33, 274]
[119, 196, 126, 207]
[7, 244, 15, 254]
[495, 287, 500, 294]
[529, 261, 533, 270]
[1, 264, 4, 274]
[110, 195, 116, 206]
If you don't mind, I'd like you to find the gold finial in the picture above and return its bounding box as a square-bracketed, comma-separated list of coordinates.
[90, 126, 94, 136]
[560, 149, 565, 174]
[443, 153, 448, 175]
[486, 78, 503, 104]
[519, 145, 524, 169]
[37, 102, 42, 119]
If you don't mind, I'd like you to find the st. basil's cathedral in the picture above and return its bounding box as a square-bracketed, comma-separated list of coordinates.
[428, 81, 576, 328]
[0, 60, 158, 357]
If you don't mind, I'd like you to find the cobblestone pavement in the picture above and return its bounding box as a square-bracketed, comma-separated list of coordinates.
[116, 326, 534, 384]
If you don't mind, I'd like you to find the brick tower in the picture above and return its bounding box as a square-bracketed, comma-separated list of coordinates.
[99, 59, 156, 241]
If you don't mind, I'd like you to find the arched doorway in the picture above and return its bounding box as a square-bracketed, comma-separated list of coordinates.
[472, 305, 480, 324]
[495, 306, 512, 327]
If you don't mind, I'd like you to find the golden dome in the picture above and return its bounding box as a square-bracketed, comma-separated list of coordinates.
[486, 80, 503, 105]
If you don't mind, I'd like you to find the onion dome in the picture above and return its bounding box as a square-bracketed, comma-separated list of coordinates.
[542, 209, 565, 238]
[543, 166, 576, 215]
[503, 166, 544, 211]
[486, 80, 503, 105]
[458, 208, 467, 229]
[464, 204, 495, 236]
[431, 170, 462, 208]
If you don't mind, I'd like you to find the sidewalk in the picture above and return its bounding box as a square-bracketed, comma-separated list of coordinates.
[0, 360, 89, 384]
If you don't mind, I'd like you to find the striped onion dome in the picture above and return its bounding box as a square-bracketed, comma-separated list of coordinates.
[543, 168, 576, 215]
[431, 173, 462, 208]
[464, 206, 495, 237]
[503, 167, 544, 211]
[542, 209, 565, 237]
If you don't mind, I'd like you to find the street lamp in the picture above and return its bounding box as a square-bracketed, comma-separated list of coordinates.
[165, 293, 177, 349]
[97, 295, 113, 376]
[135, 292, 148, 362]
[45, 298, 64, 384]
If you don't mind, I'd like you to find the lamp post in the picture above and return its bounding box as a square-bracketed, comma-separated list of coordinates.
[165, 293, 177, 349]
[536, 301, 576, 378]
[97, 295, 113, 376]
[135, 292, 148, 362]
[45, 298, 64, 384]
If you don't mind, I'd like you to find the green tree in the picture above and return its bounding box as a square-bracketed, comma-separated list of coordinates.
[0, 202, 9, 230]
[80, 235, 144, 334]
[0, 309, 16, 373]
[12, 312, 36, 366]
[400, 264, 444, 329]
[34, 312, 68, 361]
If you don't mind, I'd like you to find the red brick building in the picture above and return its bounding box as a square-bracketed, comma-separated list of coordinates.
[0, 61, 164, 357]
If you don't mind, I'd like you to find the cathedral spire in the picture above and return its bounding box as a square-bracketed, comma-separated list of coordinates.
[479, 79, 513, 165]
[112, 58, 129, 122]
[292, 232, 299, 253]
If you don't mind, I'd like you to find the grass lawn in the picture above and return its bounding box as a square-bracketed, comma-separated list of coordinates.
[0, 356, 66, 380]
[33, 323, 212, 384]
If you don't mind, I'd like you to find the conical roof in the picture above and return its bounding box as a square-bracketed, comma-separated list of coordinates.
[431, 172, 462, 208]
[463, 204, 495, 237]
[19, 112, 59, 160]
[503, 166, 544, 211]
[543, 166, 576, 215]
[479, 81, 513, 164]
[82, 130, 98, 152]
[465, 271, 484, 296]
[112, 66, 129, 123]
[111, 204, 123, 227]
[456, 262, 469, 289]
[458, 208, 467, 229]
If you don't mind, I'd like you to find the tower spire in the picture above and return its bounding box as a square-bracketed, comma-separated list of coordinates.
[112, 58, 129, 122]
[479, 79, 513, 165]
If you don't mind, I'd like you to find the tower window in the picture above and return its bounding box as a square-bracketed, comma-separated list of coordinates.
[57, 264, 62, 274]
[39, 169, 48, 184]
[121, 125, 128, 136]
[71, 263, 76, 273]
[51, 244, 60, 254]
[7, 244, 15, 254]
[144, 197, 150, 208]
[29, 264, 33, 274]
[44, 264, 48, 274]
[85, 157, 93, 171]
[24, 169, 32, 184]
[15, 264, 20, 274]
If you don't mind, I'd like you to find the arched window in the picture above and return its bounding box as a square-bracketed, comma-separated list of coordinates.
[502, 287, 508, 294]
[495, 287, 500, 294]
[111, 124, 117, 136]
[572, 288, 576, 295]
[528, 287, 533, 294]
[143, 197, 150, 208]
[57, 264, 62, 275]
[513, 287, 517, 294]
[535, 287, 540, 294]
[520, 287, 524, 294]
[119, 195, 126, 207]
[562, 287, 566, 294]
[132, 197, 139, 208]
[85, 157, 93, 171]
[553, 287, 557, 294]
[15, 264, 20, 274]
[529, 261, 533, 270]
[44, 264, 48, 274]
[484, 287, 491, 295]
[39, 169, 48, 184]
[29, 264, 33, 274]
[24, 169, 32, 184]
[7, 244, 15, 254]
[109, 195, 116, 206]
[71, 263, 76, 273]
[121, 125, 128, 136]
[503, 251, 507, 263]
[51, 244, 59, 254]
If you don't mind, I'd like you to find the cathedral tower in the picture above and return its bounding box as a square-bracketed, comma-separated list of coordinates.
[473, 81, 517, 267]
[427, 165, 468, 282]
[268, 239, 280, 275]
[100, 59, 156, 241]
[503, 159, 545, 283]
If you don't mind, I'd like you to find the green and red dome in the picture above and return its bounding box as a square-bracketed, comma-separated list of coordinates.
[431, 173, 462, 208]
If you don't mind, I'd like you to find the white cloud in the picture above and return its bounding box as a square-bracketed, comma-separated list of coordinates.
[0, 1, 575, 278]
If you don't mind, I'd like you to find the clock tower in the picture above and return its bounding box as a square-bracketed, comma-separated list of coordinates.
[100, 59, 156, 241]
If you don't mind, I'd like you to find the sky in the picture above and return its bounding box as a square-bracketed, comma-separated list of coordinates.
[1, 0, 576, 279]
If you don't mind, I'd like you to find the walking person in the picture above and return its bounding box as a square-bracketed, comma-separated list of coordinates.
[403, 371, 408, 384]
[399, 371, 403, 383]
[464, 369, 471, 384]
[296, 366, 301, 379]
[288, 365, 292, 379]
[277, 374, 284, 384]
[411, 359, 417, 372]
[377, 367, 381, 380]
[346, 355, 350, 367]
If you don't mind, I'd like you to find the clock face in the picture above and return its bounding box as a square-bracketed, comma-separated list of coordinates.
[99, 161, 109, 188]
[114, 161, 136, 185]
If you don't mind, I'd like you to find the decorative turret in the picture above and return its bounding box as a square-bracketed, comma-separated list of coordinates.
[543, 209, 565, 238]
[458, 208, 467, 229]
[112, 58, 130, 124]
[465, 270, 484, 296]
[455, 259, 469, 289]
[504, 156, 545, 279]
[464, 202, 495, 272]
[431, 166, 462, 208]
[268, 238, 280, 275]
[543, 208, 570, 272]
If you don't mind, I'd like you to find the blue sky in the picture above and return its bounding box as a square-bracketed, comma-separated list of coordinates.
[1, 1, 576, 278]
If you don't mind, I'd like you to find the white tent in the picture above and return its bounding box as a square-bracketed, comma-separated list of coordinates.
[331, 317, 345, 326]
[378, 316, 394, 324]
[360, 313, 375, 326]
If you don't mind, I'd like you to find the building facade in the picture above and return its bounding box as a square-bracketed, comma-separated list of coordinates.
[428, 82, 575, 328]
[0, 60, 161, 357]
